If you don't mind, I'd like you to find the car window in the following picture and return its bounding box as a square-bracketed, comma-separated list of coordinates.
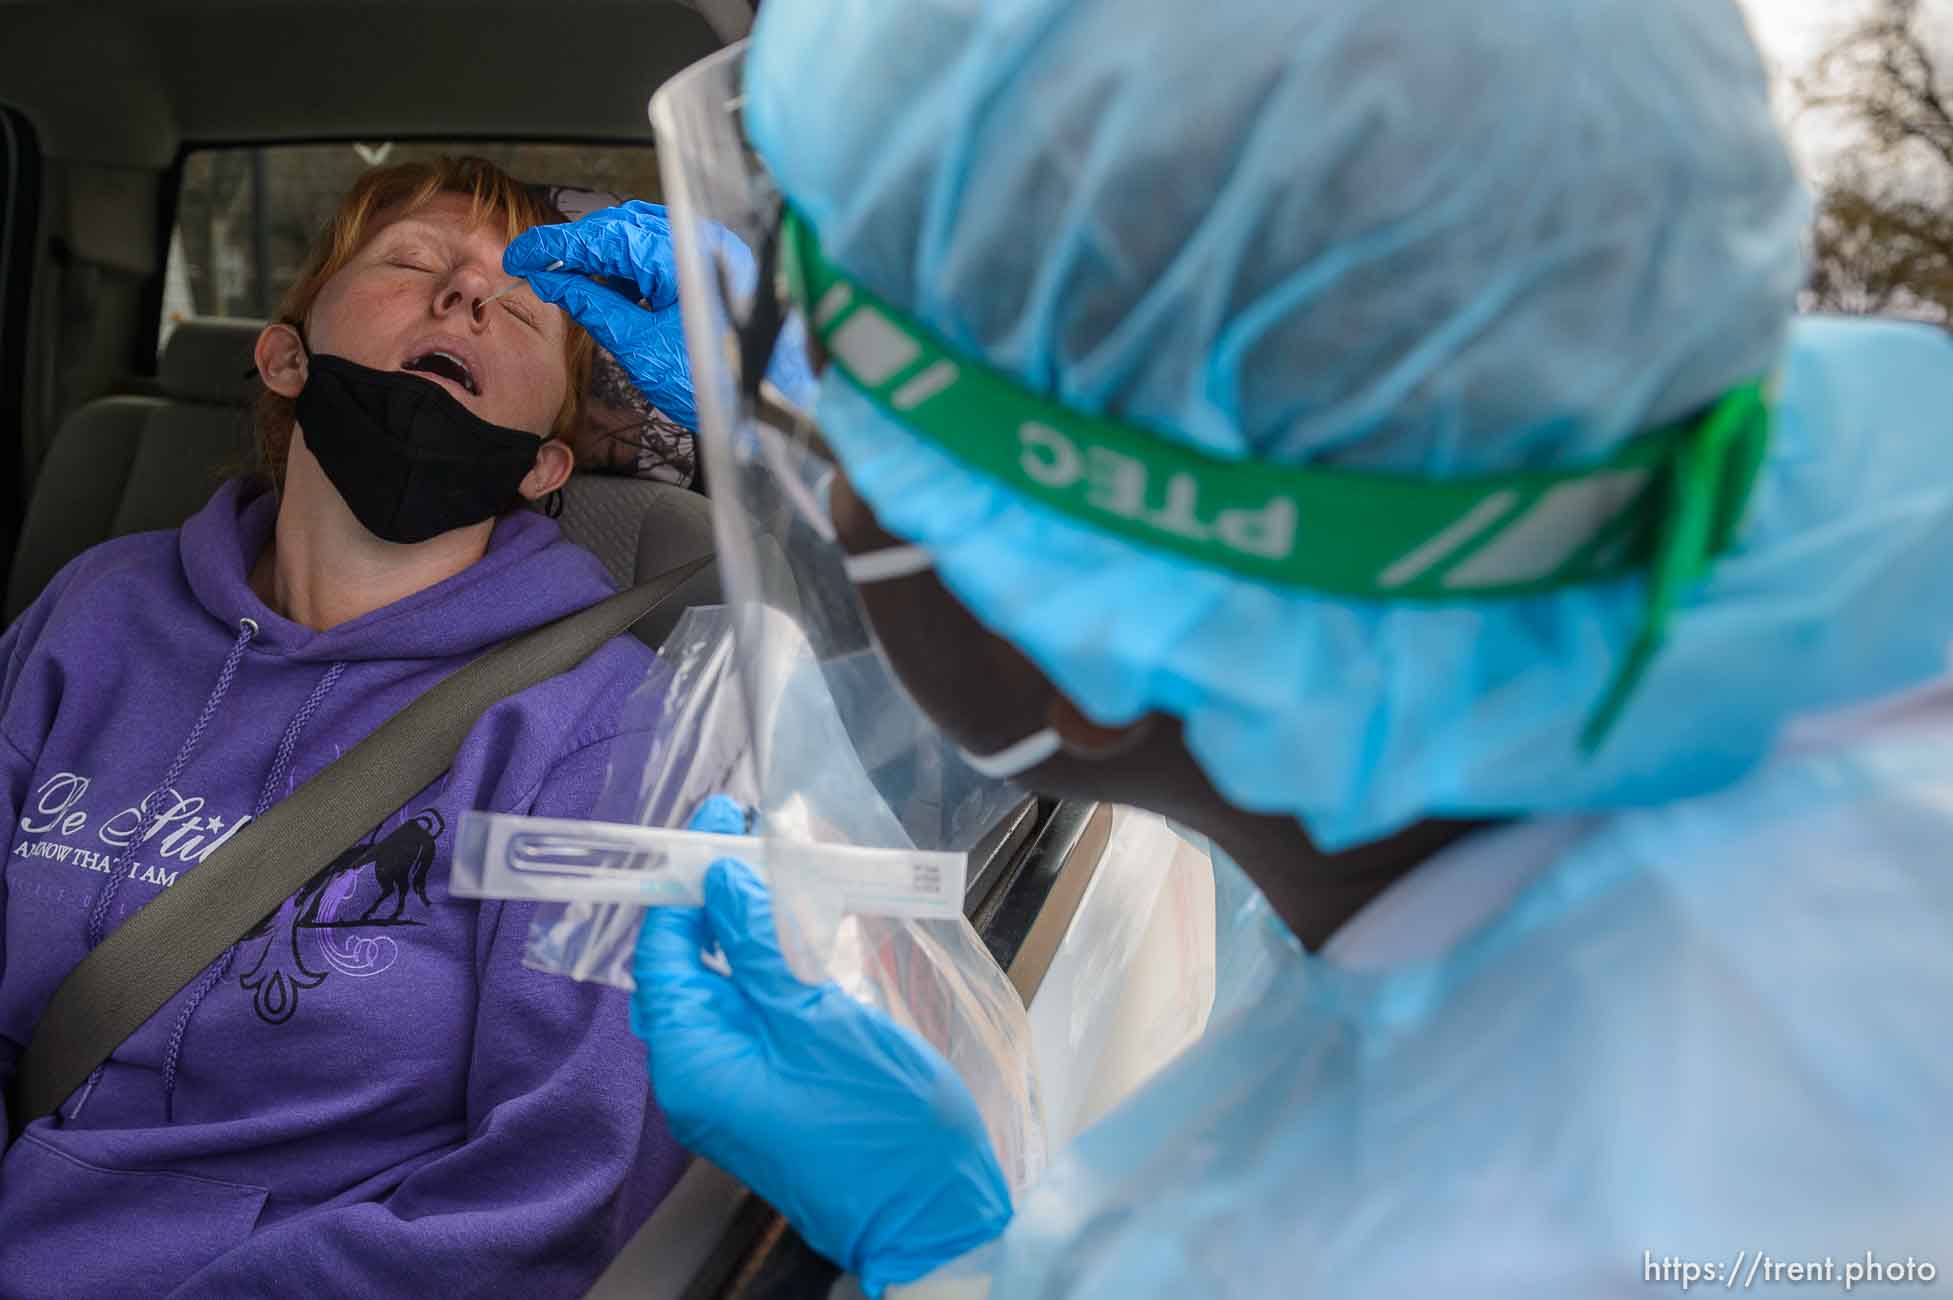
[160, 141, 661, 353]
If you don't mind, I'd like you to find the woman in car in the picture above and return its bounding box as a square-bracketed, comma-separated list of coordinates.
[0, 157, 685, 1297]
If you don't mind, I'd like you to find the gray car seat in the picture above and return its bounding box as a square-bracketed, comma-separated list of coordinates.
[4, 318, 261, 623]
[3, 317, 719, 643]
[551, 473, 719, 649]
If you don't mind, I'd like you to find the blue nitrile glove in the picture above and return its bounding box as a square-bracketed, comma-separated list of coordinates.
[631, 799, 1012, 1296]
[504, 200, 699, 429]
[505, 202, 821, 430]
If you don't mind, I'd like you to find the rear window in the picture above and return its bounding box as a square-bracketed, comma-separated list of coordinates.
[160, 141, 660, 353]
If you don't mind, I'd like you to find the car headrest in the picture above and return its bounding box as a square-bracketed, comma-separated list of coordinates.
[161, 317, 266, 407]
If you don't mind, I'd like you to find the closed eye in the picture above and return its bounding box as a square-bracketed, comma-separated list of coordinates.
[389, 255, 439, 274]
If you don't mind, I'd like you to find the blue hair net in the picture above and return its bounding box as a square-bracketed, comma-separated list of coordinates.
[754, 0, 1803, 470]
[744, 0, 1953, 847]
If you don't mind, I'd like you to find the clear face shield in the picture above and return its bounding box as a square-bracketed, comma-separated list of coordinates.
[653, 52, 1032, 865]
[447, 44, 1047, 1185]
[648, 48, 1054, 1186]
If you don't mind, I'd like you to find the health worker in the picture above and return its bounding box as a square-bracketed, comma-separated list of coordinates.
[502, 0, 1953, 1295]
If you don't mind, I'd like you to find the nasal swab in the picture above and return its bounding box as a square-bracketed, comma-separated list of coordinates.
[483, 260, 565, 305]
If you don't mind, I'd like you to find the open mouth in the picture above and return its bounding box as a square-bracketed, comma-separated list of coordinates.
[401, 350, 481, 396]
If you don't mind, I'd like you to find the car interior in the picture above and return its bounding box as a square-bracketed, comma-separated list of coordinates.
[0, 4, 1168, 1296]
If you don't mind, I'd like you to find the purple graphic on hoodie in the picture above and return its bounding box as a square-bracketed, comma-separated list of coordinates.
[0, 481, 688, 1298]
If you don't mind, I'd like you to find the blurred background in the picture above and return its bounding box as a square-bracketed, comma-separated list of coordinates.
[1747, 0, 1953, 321]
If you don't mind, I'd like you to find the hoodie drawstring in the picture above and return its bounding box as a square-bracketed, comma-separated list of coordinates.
[66, 619, 257, 1122]
[84, 619, 257, 950]
[160, 660, 345, 1122]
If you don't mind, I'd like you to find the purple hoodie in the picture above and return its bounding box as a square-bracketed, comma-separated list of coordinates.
[0, 480, 687, 1297]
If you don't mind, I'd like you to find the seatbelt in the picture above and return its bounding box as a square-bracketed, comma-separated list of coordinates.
[6, 554, 713, 1137]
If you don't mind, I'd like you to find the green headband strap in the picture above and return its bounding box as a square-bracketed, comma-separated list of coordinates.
[780, 207, 1771, 750]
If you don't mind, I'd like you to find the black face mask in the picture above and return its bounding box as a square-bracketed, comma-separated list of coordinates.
[294, 352, 545, 545]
